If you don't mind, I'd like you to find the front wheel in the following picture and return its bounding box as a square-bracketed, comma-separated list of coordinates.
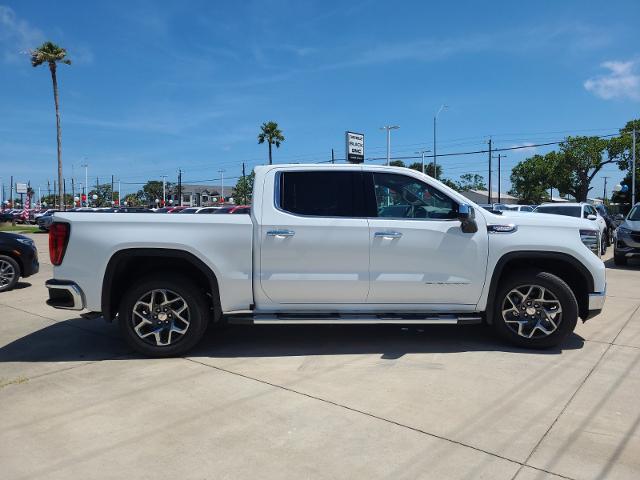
[0, 255, 20, 292]
[493, 270, 578, 349]
[119, 275, 209, 357]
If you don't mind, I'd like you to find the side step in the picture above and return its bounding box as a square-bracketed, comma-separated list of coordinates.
[226, 313, 483, 325]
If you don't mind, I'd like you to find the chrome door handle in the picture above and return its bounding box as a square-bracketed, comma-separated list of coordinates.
[267, 229, 295, 237]
[374, 231, 403, 239]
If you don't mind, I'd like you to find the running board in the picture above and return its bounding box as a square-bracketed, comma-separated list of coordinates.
[226, 313, 483, 325]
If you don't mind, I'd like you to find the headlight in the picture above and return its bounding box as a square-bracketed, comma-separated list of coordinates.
[579, 229, 600, 256]
[16, 238, 34, 247]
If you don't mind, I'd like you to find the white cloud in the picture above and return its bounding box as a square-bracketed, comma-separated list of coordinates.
[0, 5, 44, 62]
[584, 60, 640, 101]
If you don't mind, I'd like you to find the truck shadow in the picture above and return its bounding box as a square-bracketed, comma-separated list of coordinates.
[0, 318, 585, 364]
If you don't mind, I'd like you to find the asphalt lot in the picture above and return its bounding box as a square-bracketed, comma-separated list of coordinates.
[0, 233, 639, 480]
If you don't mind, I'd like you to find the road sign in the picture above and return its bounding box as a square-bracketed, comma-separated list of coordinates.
[346, 132, 365, 164]
[16, 183, 28, 194]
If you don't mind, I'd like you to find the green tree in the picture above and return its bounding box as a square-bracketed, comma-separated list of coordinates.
[608, 119, 640, 200]
[136, 180, 173, 205]
[456, 173, 486, 191]
[233, 172, 255, 205]
[40, 193, 74, 208]
[509, 154, 554, 203]
[552, 136, 613, 202]
[87, 183, 117, 207]
[258, 121, 285, 165]
[31, 42, 71, 211]
[124, 193, 142, 206]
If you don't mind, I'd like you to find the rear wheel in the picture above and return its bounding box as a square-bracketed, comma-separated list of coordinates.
[0, 255, 20, 292]
[493, 270, 578, 349]
[119, 275, 209, 357]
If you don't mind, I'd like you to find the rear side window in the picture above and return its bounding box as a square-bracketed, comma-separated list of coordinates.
[279, 171, 364, 217]
[535, 206, 581, 218]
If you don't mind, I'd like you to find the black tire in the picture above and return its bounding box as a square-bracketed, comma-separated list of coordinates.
[493, 270, 578, 349]
[614, 254, 627, 266]
[118, 275, 210, 357]
[0, 255, 20, 293]
[601, 235, 607, 254]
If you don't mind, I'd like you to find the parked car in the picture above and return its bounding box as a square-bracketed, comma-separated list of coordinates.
[177, 207, 201, 214]
[37, 210, 58, 231]
[45, 164, 606, 357]
[534, 203, 608, 253]
[0, 210, 15, 223]
[613, 203, 640, 266]
[194, 207, 222, 214]
[594, 204, 615, 243]
[166, 206, 188, 213]
[213, 205, 251, 214]
[153, 207, 173, 213]
[0, 232, 39, 292]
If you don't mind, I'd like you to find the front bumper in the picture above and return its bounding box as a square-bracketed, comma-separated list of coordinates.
[585, 285, 606, 320]
[45, 279, 85, 310]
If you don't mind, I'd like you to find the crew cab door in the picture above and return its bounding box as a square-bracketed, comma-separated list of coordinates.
[366, 172, 488, 306]
[258, 168, 370, 304]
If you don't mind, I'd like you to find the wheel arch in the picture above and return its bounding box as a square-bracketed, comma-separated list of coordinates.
[485, 251, 594, 323]
[0, 250, 23, 275]
[101, 248, 222, 323]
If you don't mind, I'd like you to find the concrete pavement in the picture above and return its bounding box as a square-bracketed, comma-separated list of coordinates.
[0, 232, 639, 479]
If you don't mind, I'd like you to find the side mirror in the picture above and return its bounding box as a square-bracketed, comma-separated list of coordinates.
[587, 214, 597, 221]
[458, 204, 478, 233]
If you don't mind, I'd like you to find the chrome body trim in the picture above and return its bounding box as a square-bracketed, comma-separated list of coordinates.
[45, 280, 85, 310]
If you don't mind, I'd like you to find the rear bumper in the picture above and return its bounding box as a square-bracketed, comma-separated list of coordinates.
[45, 279, 85, 310]
[585, 285, 606, 320]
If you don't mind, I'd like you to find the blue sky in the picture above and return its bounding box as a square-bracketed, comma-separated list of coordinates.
[1, 0, 639, 200]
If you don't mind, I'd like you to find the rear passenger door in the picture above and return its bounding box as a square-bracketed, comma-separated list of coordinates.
[258, 169, 370, 305]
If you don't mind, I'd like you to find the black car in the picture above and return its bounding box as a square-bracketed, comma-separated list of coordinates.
[0, 232, 39, 292]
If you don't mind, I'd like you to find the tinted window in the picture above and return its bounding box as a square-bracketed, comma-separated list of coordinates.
[520, 206, 534, 212]
[279, 171, 363, 217]
[628, 206, 640, 221]
[535, 206, 581, 218]
[372, 173, 458, 219]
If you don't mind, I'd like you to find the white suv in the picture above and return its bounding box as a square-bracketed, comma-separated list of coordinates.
[534, 203, 608, 252]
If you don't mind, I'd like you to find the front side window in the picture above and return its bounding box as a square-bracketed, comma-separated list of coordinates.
[535, 205, 581, 218]
[279, 171, 363, 217]
[371, 173, 458, 219]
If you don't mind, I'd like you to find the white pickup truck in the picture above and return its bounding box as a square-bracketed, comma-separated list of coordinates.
[46, 164, 606, 356]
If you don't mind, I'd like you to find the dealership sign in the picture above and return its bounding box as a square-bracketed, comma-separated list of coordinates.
[345, 131, 364, 163]
[16, 183, 28, 194]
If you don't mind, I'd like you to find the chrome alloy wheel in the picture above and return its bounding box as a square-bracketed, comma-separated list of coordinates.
[501, 284, 562, 339]
[131, 289, 190, 346]
[0, 259, 16, 289]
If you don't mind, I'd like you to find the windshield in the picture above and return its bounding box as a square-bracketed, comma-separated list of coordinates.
[535, 205, 582, 218]
[628, 206, 640, 221]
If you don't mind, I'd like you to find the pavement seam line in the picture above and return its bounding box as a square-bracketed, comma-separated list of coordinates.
[0, 302, 119, 340]
[511, 302, 640, 480]
[184, 357, 575, 480]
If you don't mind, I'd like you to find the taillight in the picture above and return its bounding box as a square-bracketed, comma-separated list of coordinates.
[49, 222, 70, 265]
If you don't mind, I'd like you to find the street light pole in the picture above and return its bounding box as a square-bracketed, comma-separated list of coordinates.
[415, 150, 432, 175]
[433, 104, 447, 180]
[161, 175, 167, 206]
[380, 126, 400, 165]
[218, 169, 226, 203]
[81, 161, 88, 207]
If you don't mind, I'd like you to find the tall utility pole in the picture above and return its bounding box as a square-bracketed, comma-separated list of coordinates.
[415, 150, 432, 175]
[488, 138, 493, 204]
[218, 169, 226, 202]
[118, 179, 121, 205]
[380, 125, 400, 166]
[331, 148, 335, 164]
[81, 161, 88, 207]
[111, 175, 115, 204]
[492, 153, 506, 203]
[602, 176, 609, 203]
[177, 169, 182, 206]
[161, 175, 167, 206]
[433, 104, 447, 180]
[633, 128, 637, 206]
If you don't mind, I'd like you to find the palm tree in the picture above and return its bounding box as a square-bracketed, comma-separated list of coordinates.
[31, 42, 71, 210]
[257, 121, 285, 165]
